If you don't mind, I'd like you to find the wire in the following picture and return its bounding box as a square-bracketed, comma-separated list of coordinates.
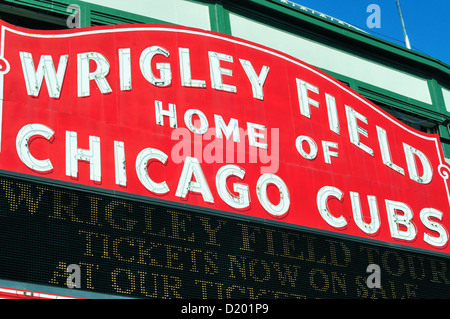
[391, 109, 429, 124]
[275, 0, 435, 59]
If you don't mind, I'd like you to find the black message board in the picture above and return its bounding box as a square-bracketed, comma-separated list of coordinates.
[0, 174, 448, 299]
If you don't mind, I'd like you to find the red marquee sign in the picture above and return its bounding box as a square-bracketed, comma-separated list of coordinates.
[0, 20, 449, 254]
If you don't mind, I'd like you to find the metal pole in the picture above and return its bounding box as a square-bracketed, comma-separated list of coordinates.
[395, 0, 411, 49]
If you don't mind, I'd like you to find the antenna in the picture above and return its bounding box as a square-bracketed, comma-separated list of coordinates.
[395, 0, 411, 49]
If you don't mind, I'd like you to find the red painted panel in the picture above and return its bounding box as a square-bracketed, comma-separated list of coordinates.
[0, 21, 449, 254]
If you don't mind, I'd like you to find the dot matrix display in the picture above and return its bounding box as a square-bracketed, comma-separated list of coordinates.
[0, 175, 448, 299]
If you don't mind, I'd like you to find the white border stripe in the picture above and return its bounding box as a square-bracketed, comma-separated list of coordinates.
[0, 287, 76, 299]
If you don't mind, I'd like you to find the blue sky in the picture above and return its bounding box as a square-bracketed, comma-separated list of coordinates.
[286, 0, 450, 65]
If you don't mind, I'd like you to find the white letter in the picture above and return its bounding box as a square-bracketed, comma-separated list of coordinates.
[20, 52, 68, 98]
[385, 200, 417, 241]
[317, 186, 346, 228]
[179, 48, 206, 88]
[214, 115, 240, 143]
[256, 173, 290, 217]
[420, 208, 448, 248]
[77, 52, 112, 97]
[184, 109, 209, 135]
[239, 59, 269, 100]
[247, 122, 267, 149]
[16, 123, 54, 172]
[208, 51, 236, 93]
[119, 48, 132, 91]
[216, 165, 250, 209]
[140, 46, 172, 87]
[377, 126, 405, 175]
[295, 135, 318, 160]
[176, 157, 214, 203]
[66, 131, 101, 182]
[136, 148, 169, 194]
[403, 143, 433, 184]
[155, 100, 177, 128]
[345, 105, 374, 156]
[350, 192, 380, 235]
[322, 141, 338, 164]
[296, 78, 319, 118]
[326, 93, 340, 135]
[114, 141, 127, 186]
